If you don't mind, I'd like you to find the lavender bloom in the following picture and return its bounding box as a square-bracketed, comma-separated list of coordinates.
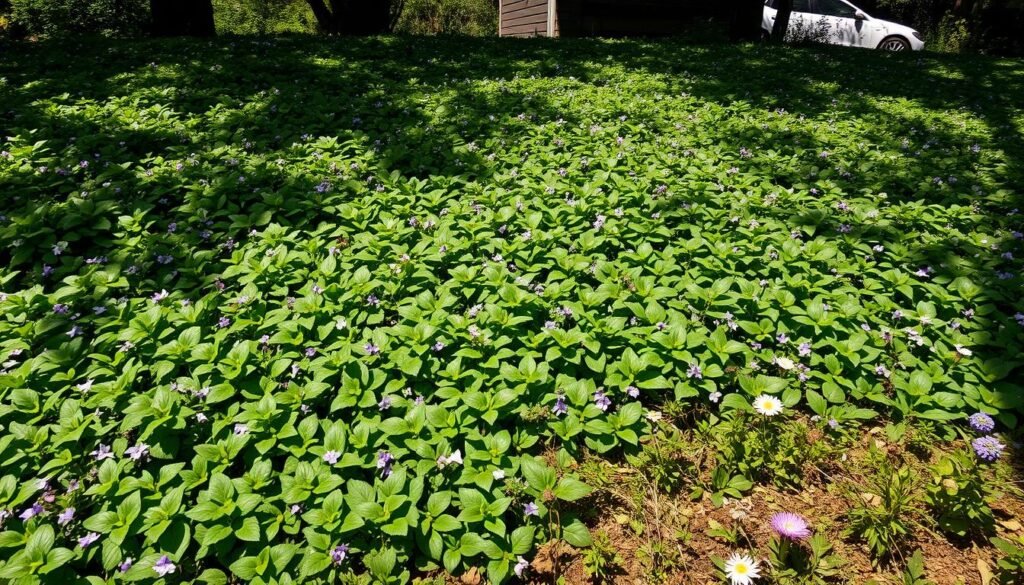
[19, 503, 43, 520]
[304, 347, 317, 357]
[776, 333, 789, 344]
[91, 444, 113, 460]
[378, 396, 392, 411]
[687, 363, 702, 379]
[125, 443, 149, 461]
[972, 436, 1005, 462]
[770, 512, 811, 540]
[153, 555, 176, 577]
[523, 502, 540, 516]
[57, 507, 75, 526]
[377, 451, 394, 478]
[217, 316, 231, 328]
[366, 294, 380, 307]
[432, 341, 445, 352]
[364, 343, 380, 356]
[593, 391, 611, 412]
[514, 556, 529, 577]
[798, 343, 811, 357]
[552, 396, 568, 416]
[331, 544, 349, 565]
[969, 412, 995, 434]
[119, 558, 133, 572]
[323, 451, 341, 465]
[78, 532, 101, 549]
[626, 385, 640, 398]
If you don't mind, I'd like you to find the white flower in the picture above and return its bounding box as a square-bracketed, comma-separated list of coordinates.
[753, 395, 783, 417]
[437, 449, 463, 469]
[954, 344, 972, 356]
[492, 470, 506, 480]
[335, 318, 348, 330]
[645, 410, 663, 422]
[724, 552, 761, 585]
[774, 357, 795, 370]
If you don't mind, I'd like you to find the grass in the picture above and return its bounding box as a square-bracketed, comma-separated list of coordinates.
[0, 34, 1022, 584]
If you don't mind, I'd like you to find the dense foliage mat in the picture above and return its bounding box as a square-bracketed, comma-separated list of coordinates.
[0, 36, 1022, 584]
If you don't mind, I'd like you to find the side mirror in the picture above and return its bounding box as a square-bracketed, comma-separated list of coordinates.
[854, 11, 867, 19]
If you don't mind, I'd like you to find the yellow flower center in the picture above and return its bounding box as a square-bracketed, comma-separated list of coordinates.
[735, 564, 748, 574]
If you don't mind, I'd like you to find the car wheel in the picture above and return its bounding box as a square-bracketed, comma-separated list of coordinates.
[878, 36, 910, 51]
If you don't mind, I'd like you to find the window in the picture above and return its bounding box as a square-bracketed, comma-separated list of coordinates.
[793, 0, 812, 12]
[813, 0, 858, 17]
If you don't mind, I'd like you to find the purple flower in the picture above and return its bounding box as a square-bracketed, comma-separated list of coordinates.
[330, 544, 349, 565]
[78, 532, 101, 549]
[217, 316, 231, 328]
[378, 396, 392, 411]
[972, 436, 1005, 462]
[91, 444, 113, 460]
[514, 556, 529, 577]
[153, 555, 176, 577]
[432, 341, 445, 352]
[19, 503, 43, 520]
[152, 290, 169, 303]
[626, 385, 640, 398]
[323, 450, 341, 465]
[770, 512, 811, 540]
[377, 451, 394, 478]
[776, 333, 789, 344]
[969, 412, 995, 434]
[119, 558, 133, 572]
[687, 363, 702, 379]
[366, 294, 380, 307]
[798, 343, 811, 357]
[593, 391, 611, 412]
[57, 507, 75, 526]
[552, 396, 568, 416]
[364, 343, 380, 356]
[304, 347, 317, 357]
[125, 443, 149, 461]
[523, 502, 540, 516]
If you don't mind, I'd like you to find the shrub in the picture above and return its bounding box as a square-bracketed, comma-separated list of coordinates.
[394, 0, 496, 36]
[213, 0, 315, 35]
[9, 0, 149, 37]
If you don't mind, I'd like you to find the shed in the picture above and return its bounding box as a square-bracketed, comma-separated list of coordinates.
[499, 0, 711, 38]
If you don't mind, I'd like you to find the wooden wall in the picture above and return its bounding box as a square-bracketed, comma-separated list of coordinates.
[500, 0, 553, 37]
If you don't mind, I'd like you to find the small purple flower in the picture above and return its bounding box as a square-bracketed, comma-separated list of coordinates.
[330, 544, 349, 565]
[119, 558, 133, 572]
[152, 289, 169, 303]
[323, 450, 341, 465]
[798, 343, 811, 357]
[432, 341, 445, 352]
[234, 423, 249, 435]
[969, 412, 995, 434]
[514, 556, 529, 577]
[217, 316, 231, 328]
[57, 507, 75, 526]
[364, 343, 380, 356]
[304, 347, 317, 357]
[91, 444, 113, 461]
[259, 335, 270, 345]
[523, 502, 540, 517]
[687, 363, 702, 379]
[626, 385, 640, 398]
[67, 325, 83, 338]
[776, 333, 789, 344]
[972, 436, 1005, 462]
[125, 443, 149, 461]
[19, 503, 43, 521]
[593, 391, 611, 412]
[153, 555, 176, 577]
[378, 396, 392, 411]
[892, 310, 904, 320]
[770, 512, 811, 540]
[366, 294, 380, 307]
[377, 451, 394, 478]
[78, 532, 101, 549]
[552, 396, 568, 416]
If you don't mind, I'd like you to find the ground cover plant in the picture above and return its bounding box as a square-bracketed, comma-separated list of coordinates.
[0, 35, 1022, 584]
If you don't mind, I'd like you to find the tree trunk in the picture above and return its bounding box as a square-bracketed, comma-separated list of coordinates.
[771, 0, 793, 42]
[150, 0, 215, 36]
[730, 0, 764, 42]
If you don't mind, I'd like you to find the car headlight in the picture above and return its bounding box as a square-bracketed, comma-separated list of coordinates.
[912, 31, 922, 41]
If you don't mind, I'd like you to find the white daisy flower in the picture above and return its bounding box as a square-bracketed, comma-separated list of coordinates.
[753, 395, 783, 417]
[724, 552, 761, 585]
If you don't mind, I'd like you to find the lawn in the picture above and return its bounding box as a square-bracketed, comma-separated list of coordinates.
[0, 35, 1023, 584]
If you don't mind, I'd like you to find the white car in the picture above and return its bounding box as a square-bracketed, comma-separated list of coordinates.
[763, 0, 925, 51]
